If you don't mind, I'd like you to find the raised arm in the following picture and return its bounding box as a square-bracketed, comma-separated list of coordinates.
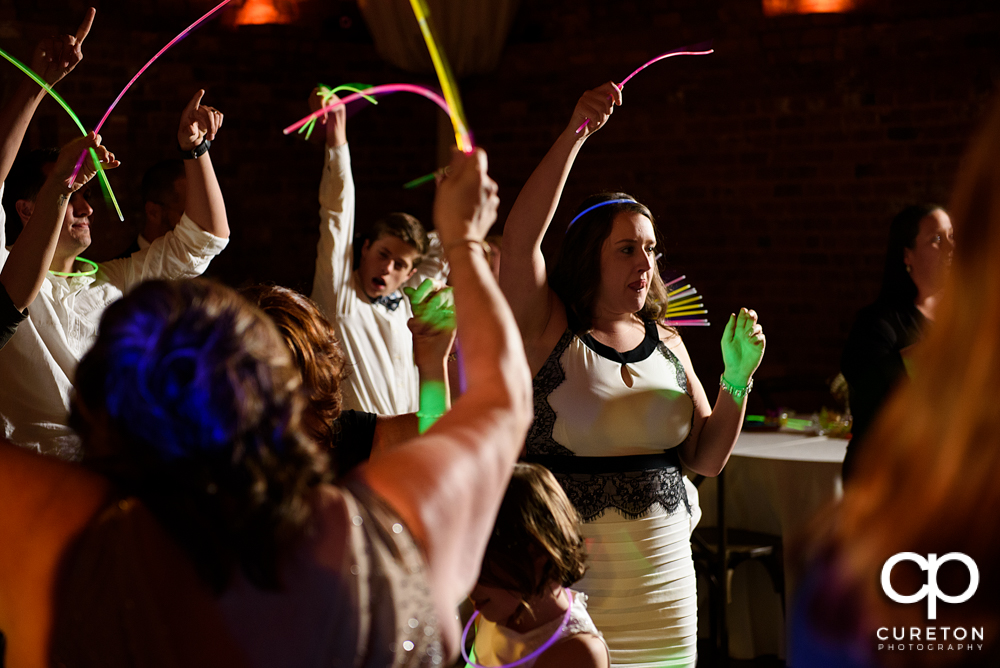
[0, 133, 117, 311]
[676, 308, 766, 476]
[0, 8, 94, 186]
[358, 148, 533, 657]
[308, 89, 354, 318]
[368, 283, 457, 454]
[177, 89, 228, 238]
[499, 82, 621, 344]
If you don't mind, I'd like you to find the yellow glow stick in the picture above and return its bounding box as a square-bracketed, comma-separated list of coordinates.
[666, 295, 703, 308]
[407, 0, 473, 152]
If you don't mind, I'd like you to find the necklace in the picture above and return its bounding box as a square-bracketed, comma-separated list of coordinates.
[49, 256, 99, 277]
[461, 589, 573, 668]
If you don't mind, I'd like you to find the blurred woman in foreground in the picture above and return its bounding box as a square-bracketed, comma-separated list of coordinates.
[792, 98, 1000, 668]
[0, 148, 533, 668]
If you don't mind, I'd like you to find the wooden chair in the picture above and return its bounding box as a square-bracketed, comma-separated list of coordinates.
[691, 471, 785, 665]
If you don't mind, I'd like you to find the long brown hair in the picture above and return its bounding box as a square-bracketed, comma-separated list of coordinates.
[240, 284, 346, 449]
[478, 463, 587, 602]
[821, 97, 1000, 664]
[549, 192, 670, 333]
[73, 279, 328, 594]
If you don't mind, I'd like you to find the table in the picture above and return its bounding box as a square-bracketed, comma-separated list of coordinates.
[694, 430, 847, 661]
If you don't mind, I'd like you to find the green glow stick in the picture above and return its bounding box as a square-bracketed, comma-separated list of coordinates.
[403, 171, 437, 189]
[417, 379, 448, 434]
[298, 83, 378, 141]
[745, 414, 766, 423]
[0, 47, 123, 220]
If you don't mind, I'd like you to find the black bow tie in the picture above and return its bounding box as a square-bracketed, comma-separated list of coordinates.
[373, 292, 403, 311]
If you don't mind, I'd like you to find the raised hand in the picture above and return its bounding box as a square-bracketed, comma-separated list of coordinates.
[433, 148, 499, 251]
[53, 132, 119, 192]
[404, 278, 456, 332]
[721, 308, 766, 388]
[308, 86, 346, 127]
[178, 89, 223, 151]
[31, 7, 94, 86]
[570, 81, 622, 137]
[309, 87, 346, 147]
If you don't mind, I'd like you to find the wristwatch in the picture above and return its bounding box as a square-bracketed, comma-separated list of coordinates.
[179, 138, 211, 160]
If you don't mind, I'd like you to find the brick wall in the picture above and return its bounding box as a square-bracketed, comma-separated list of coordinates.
[2, 0, 998, 409]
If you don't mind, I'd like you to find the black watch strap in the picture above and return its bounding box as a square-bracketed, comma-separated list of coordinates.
[179, 138, 211, 160]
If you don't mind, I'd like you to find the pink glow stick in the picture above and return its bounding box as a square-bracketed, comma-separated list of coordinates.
[284, 84, 452, 135]
[69, 0, 234, 181]
[664, 274, 687, 288]
[575, 118, 590, 134]
[618, 41, 714, 88]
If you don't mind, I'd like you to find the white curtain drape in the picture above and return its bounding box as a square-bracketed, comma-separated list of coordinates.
[358, 0, 520, 77]
[358, 0, 520, 157]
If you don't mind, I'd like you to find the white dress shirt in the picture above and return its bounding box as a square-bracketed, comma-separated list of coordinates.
[0, 184, 229, 458]
[310, 144, 444, 416]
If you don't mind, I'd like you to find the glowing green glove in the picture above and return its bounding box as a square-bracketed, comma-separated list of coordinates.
[720, 307, 766, 388]
[403, 278, 456, 332]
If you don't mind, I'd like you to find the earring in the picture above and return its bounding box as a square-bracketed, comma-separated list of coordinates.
[905, 265, 912, 273]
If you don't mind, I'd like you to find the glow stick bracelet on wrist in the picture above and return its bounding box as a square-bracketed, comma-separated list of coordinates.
[49, 256, 98, 277]
[417, 380, 448, 434]
[0, 49, 122, 220]
[68, 0, 234, 184]
[461, 589, 574, 668]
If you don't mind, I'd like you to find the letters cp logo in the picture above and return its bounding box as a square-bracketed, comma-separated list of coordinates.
[881, 552, 979, 620]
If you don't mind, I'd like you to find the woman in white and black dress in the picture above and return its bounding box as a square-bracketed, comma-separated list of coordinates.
[500, 82, 766, 667]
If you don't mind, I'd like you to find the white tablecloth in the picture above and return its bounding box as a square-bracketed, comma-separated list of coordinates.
[695, 430, 847, 661]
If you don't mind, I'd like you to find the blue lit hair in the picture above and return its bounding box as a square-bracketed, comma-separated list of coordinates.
[73, 279, 327, 593]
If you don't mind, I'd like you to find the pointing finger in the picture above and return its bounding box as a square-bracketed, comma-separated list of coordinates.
[75, 8, 96, 46]
[184, 89, 205, 115]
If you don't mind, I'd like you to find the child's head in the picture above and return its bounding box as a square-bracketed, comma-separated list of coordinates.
[475, 463, 587, 613]
[357, 212, 429, 299]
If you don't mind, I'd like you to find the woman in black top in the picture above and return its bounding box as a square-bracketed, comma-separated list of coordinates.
[841, 203, 954, 481]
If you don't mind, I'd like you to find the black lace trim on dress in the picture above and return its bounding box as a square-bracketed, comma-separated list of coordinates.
[524, 327, 691, 521]
[656, 340, 689, 394]
[552, 466, 690, 521]
[525, 329, 576, 457]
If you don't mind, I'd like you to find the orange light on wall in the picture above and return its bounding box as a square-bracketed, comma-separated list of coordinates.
[763, 0, 855, 16]
[233, 0, 300, 25]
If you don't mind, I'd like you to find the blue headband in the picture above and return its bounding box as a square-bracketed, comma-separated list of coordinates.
[567, 198, 637, 230]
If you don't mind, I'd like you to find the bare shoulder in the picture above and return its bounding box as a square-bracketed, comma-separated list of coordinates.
[535, 633, 609, 668]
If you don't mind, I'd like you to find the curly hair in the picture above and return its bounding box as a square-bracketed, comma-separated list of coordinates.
[72, 279, 328, 594]
[239, 284, 346, 449]
[478, 463, 588, 602]
[549, 192, 670, 333]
